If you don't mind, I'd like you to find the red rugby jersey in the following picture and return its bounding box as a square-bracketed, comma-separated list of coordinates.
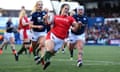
[18, 16, 30, 30]
[51, 15, 75, 39]
[19, 16, 30, 39]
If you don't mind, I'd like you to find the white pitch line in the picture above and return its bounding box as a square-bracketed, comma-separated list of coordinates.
[51, 59, 120, 65]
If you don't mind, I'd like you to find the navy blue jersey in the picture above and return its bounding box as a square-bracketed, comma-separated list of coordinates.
[31, 11, 47, 32]
[6, 21, 14, 33]
[71, 14, 88, 35]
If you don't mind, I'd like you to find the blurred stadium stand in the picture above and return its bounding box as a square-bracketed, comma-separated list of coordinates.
[54, 0, 120, 18]
[0, 0, 120, 17]
[0, 0, 119, 45]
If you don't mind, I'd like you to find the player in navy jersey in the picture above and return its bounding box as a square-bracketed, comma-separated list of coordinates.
[0, 17, 18, 61]
[30, 0, 48, 64]
[36, 8, 51, 55]
[68, 6, 88, 67]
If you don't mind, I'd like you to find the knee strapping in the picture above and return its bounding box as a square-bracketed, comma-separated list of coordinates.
[78, 52, 83, 56]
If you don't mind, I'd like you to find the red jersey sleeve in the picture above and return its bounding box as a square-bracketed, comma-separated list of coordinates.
[23, 16, 29, 23]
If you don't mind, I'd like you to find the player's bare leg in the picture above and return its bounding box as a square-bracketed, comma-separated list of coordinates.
[35, 36, 46, 65]
[68, 42, 75, 60]
[9, 37, 18, 61]
[0, 40, 8, 54]
[76, 40, 84, 67]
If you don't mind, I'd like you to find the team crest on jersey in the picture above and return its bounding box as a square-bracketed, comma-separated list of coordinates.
[83, 17, 87, 21]
[37, 17, 42, 22]
[42, 12, 46, 15]
[37, 17, 41, 20]
[77, 17, 79, 20]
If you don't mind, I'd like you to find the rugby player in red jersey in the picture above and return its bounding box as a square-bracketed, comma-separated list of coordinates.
[17, 6, 33, 60]
[41, 3, 81, 70]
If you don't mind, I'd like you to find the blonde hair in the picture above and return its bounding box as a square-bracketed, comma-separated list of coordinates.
[19, 9, 26, 19]
[31, 0, 43, 14]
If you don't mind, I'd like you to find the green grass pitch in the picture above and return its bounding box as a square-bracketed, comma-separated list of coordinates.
[0, 45, 120, 72]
